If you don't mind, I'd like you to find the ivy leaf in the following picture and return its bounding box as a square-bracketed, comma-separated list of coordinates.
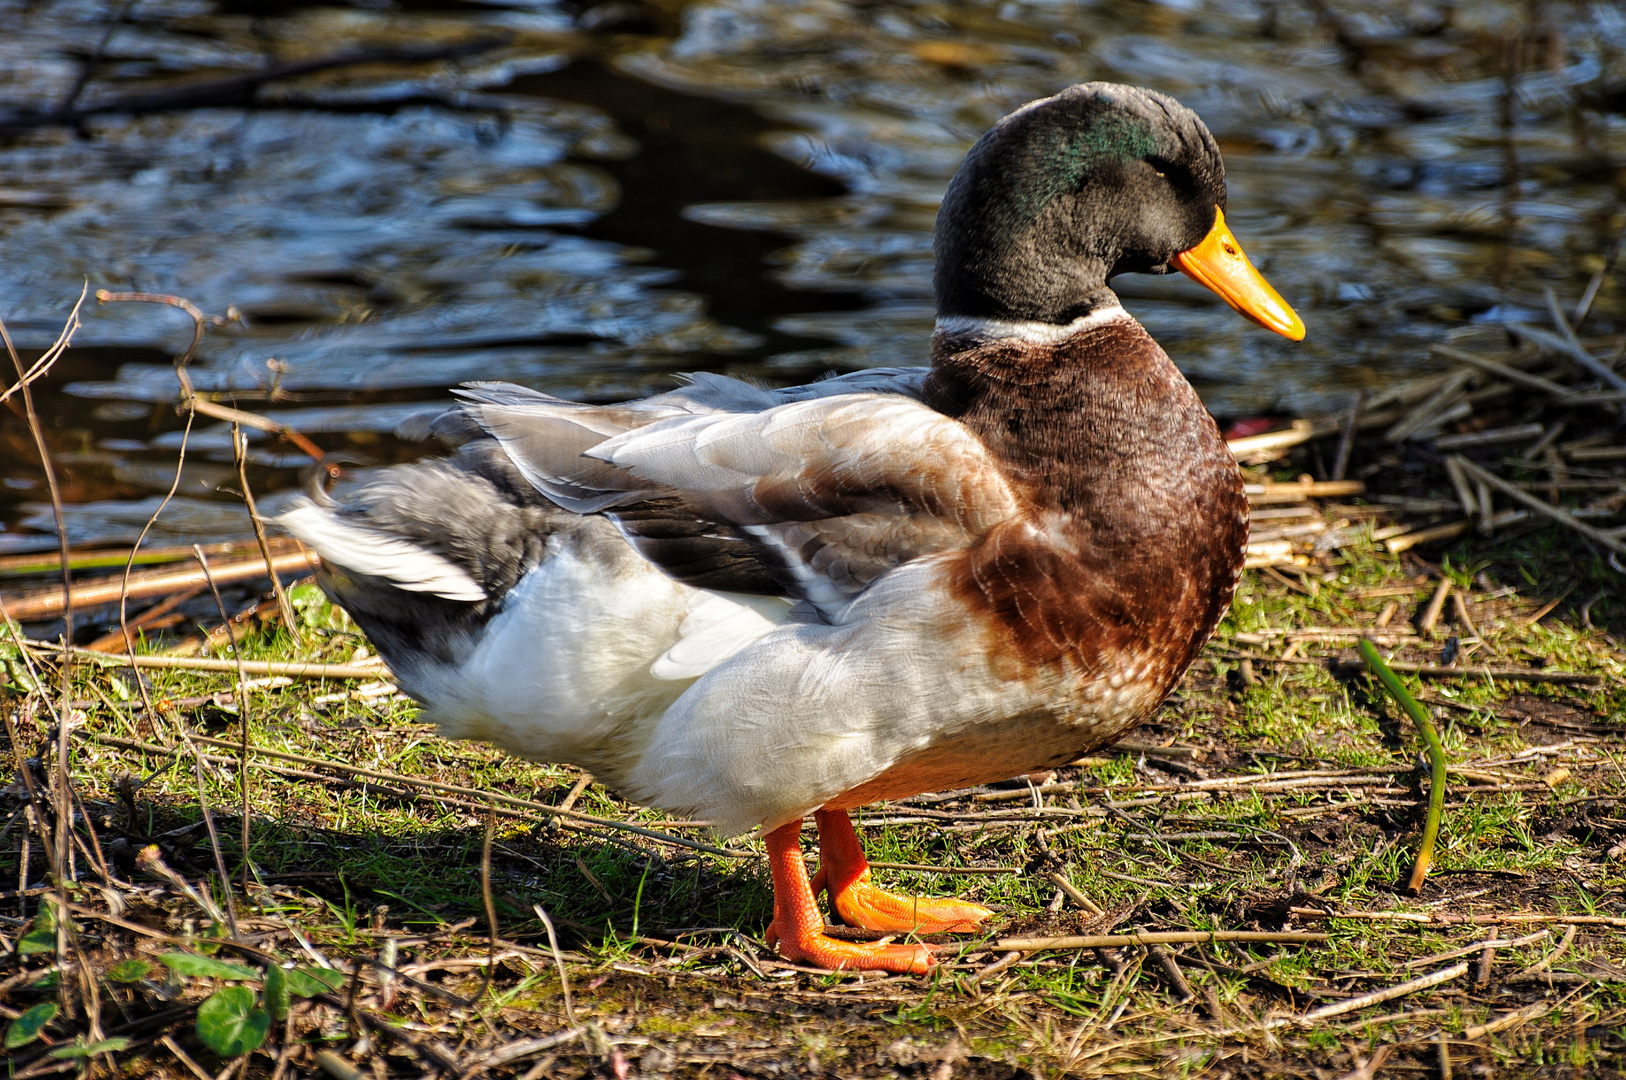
[263, 964, 290, 1022]
[48, 1037, 130, 1059]
[284, 967, 345, 997]
[158, 952, 260, 981]
[196, 987, 270, 1057]
[105, 959, 153, 983]
[4, 1002, 58, 1049]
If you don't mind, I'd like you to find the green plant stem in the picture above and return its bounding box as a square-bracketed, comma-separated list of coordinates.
[1359, 639, 1447, 893]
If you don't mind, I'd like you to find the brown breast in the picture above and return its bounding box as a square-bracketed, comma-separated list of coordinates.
[922, 314, 1248, 707]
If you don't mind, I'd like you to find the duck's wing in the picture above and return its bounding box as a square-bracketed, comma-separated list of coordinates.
[465, 384, 1020, 619]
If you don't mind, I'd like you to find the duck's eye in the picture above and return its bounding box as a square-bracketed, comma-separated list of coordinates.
[1145, 156, 1182, 184]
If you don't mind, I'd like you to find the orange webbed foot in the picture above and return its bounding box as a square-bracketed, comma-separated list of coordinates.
[829, 874, 993, 935]
[763, 811, 995, 975]
[765, 918, 934, 974]
[815, 808, 993, 934]
[764, 818, 941, 974]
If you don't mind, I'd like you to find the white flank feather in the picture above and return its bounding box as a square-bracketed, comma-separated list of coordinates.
[277, 504, 486, 602]
[650, 591, 793, 680]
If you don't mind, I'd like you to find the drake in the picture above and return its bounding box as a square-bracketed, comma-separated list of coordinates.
[276, 82, 1303, 974]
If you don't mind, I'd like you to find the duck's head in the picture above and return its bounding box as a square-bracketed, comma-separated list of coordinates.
[934, 83, 1304, 340]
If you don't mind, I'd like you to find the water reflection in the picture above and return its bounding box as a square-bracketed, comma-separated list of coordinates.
[0, 0, 1621, 551]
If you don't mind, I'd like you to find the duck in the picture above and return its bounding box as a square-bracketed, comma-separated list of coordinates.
[275, 82, 1303, 975]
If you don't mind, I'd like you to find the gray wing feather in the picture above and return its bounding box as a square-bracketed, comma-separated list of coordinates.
[466, 376, 1018, 619]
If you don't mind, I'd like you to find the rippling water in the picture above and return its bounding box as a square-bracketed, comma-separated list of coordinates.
[1, 0, 1622, 552]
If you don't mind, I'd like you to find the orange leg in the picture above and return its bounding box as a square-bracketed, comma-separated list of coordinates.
[814, 808, 992, 934]
[763, 819, 933, 974]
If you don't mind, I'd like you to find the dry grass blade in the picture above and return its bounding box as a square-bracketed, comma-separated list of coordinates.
[1145, 942, 1194, 1002]
[1456, 456, 1626, 558]
[1513, 317, 1626, 395]
[1418, 577, 1452, 635]
[1048, 871, 1104, 914]
[232, 424, 302, 645]
[468, 809, 499, 1008]
[1357, 661, 1600, 684]
[871, 861, 1019, 875]
[531, 904, 577, 1026]
[312, 1049, 364, 1080]
[1299, 963, 1469, 1024]
[1245, 479, 1365, 503]
[470, 1027, 587, 1072]
[0, 295, 99, 1030]
[1462, 997, 1566, 1041]
[115, 400, 195, 725]
[1227, 419, 1324, 459]
[1291, 908, 1626, 928]
[1430, 344, 1568, 396]
[2, 549, 320, 620]
[993, 930, 1327, 952]
[1384, 519, 1472, 554]
[69, 649, 383, 680]
[192, 544, 254, 900]
[1331, 391, 1362, 481]
[1547, 287, 1626, 393]
[161, 1033, 218, 1080]
[1386, 370, 1474, 442]
[1404, 929, 1547, 969]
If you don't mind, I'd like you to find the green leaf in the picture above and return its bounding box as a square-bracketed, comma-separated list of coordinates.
[197, 923, 227, 954]
[263, 964, 290, 1022]
[16, 922, 56, 956]
[3, 656, 38, 694]
[158, 952, 260, 981]
[105, 959, 154, 983]
[1359, 639, 1448, 893]
[196, 987, 269, 1057]
[290, 582, 339, 629]
[16, 902, 58, 956]
[284, 966, 345, 997]
[48, 1037, 130, 1059]
[5, 1002, 58, 1049]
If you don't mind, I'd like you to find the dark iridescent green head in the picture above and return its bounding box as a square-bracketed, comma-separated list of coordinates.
[934, 83, 1227, 324]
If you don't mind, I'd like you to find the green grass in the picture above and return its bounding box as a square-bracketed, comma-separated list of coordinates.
[2, 525, 1626, 1077]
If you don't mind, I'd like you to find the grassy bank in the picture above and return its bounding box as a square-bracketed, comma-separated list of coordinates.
[1, 514, 1623, 1078]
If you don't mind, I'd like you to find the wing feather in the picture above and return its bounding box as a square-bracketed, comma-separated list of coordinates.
[469, 382, 1020, 618]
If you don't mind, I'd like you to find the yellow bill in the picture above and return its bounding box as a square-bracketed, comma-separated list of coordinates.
[1170, 207, 1305, 341]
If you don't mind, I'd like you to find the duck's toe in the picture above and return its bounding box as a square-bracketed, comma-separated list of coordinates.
[813, 807, 992, 935]
[830, 878, 992, 935]
[766, 920, 935, 974]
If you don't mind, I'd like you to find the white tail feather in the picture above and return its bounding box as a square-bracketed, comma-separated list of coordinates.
[276, 504, 487, 602]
